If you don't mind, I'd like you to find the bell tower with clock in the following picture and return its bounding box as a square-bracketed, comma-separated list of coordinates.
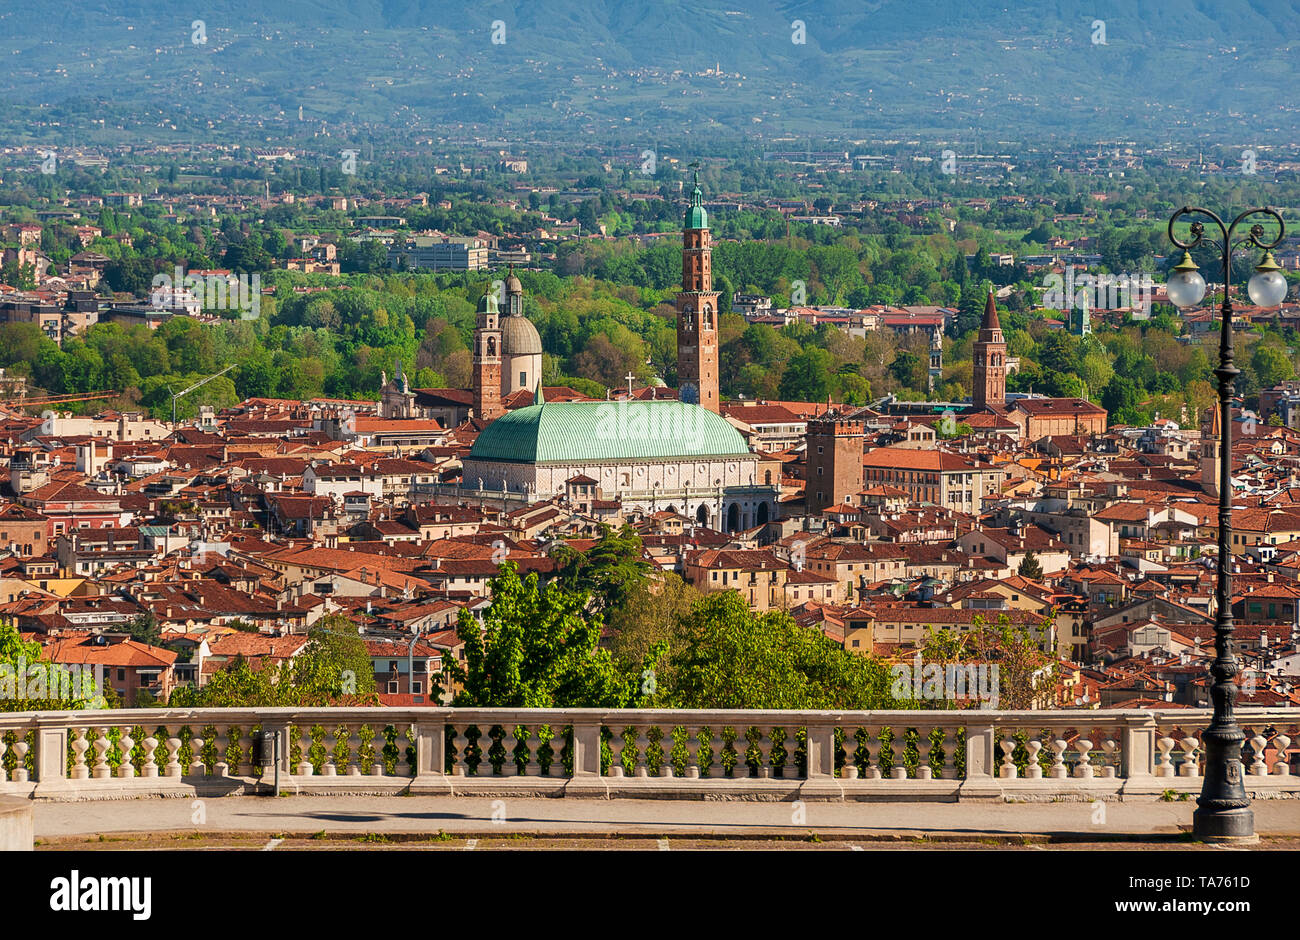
[677, 164, 719, 413]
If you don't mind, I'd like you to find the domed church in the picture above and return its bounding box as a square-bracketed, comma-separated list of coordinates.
[498, 269, 543, 397]
[457, 170, 777, 531]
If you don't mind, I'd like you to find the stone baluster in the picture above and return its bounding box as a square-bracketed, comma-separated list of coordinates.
[607, 727, 626, 778]
[71, 728, 90, 780]
[1048, 738, 1068, 779]
[0, 738, 7, 782]
[937, 727, 955, 780]
[658, 727, 675, 778]
[321, 727, 338, 776]
[1155, 736, 1176, 778]
[674, 726, 694, 779]
[404, 724, 418, 776]
[212, 727, 229, 777]
[116, 727, 136, 779]
[482, 728, 501, 777]
[1272, 735, 1292, 776]
[861, 731, 881, 780]
[889, 730, 907, 780]
[451, 726, 469, 776]
[633, 728, 651, 778]
[501, 727, 521, 777]
[344, 726, 362, 776]
[235, 728, 254, 777]
[917, 728, 937, 780]
[1023, 738, 1043, 779]
[524, 727, 543, 777]
[1073, 738, 1094, 779]
[1178, 737, 1200, 778]
[165, 737, 182, 778]
[141, 735, 159, 778]
[10, 739, 28, 783]
[686, 726, 707, 779]
[841, 730, 859, 779]
[187, 736, 205, 777]
[1249, 734, 1269, 776]
[295, 727, 314, 776]
[999, 737, 1018, 779]
[1100, 737, 1118, 778]
[93, 728, 112, 780]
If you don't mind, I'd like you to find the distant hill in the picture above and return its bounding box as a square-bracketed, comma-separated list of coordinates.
[2, 0, 1298, 146]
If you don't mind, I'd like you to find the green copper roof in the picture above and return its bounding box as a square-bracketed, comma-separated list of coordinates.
[469, 400, 749, 464]
[684, 166, 708, 229]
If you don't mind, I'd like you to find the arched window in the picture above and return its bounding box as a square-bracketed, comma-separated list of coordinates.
[703, 304, 713, 330]
[486, 336, 496, 356]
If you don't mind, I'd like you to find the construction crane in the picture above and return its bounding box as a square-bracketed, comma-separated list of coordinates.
[1, 390, 119, 411]
[171, 365, 235, 425]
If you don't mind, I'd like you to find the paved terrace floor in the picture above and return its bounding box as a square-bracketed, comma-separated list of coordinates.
[31, 796, 1300, 847]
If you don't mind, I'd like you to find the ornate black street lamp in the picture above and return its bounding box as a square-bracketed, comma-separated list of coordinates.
[1165, 205, 1287, 842]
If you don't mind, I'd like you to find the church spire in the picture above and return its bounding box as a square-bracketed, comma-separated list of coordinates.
[982, 288, 1001, 332]
[972, 289, 1006, 411]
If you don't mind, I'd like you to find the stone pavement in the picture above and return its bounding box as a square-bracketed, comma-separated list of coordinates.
[31, 796, 1300, 843]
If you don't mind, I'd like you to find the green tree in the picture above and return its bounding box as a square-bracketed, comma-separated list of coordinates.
[1017, 552, 1044, 580]
[919, 614, 1058, 710]
[125, 612, 162, 646]
[663, 592, 898, 709]
[292, 614, 378, 701]
[778, 347, 835, 402]
[549, 524, 651, 614]
[444, 562, 652, 708]
[0, 621, 106, 711]
[170, 614, 377, 706]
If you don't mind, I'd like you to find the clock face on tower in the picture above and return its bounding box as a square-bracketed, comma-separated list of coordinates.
[680, 382, 699, 405]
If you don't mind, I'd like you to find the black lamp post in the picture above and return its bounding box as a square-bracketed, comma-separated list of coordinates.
[1165, 205, 1287, 843]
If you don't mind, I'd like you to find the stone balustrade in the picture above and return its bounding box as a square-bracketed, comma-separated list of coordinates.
[0, 707, 1295, 802]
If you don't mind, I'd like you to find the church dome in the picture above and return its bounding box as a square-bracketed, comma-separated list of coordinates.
[501, 313, 542, 356]
[685, 188, 708, 230]
[469, 400, 749, 464]
[505, 272, 523, 293]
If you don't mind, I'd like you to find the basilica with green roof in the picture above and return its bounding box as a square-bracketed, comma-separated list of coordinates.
[459, 172, 777, 532]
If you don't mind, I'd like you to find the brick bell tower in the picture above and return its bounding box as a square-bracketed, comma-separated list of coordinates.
[473, 288, 504, 422]
[972, 288, 1007, 411]
[677, 164, 719, 412]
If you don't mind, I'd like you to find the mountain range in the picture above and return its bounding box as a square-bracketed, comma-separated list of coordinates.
[2, 0, 1299, 148]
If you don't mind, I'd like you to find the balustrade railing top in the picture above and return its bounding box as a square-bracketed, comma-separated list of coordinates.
[0, 708, 1294, 801]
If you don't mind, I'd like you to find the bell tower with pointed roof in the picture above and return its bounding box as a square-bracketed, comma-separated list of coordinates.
[677, 163, 719, 413]
[972, 288, 1007, 411]
[473, 288, 504, 422]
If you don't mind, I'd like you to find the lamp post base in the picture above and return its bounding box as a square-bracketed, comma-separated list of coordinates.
[1192, 806, 1257, 844]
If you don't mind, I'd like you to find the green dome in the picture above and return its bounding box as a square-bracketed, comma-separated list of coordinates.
[684, 184, 708, 230]
[469, 400, 748, 464]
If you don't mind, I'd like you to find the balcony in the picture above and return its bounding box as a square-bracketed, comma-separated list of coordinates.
[1, 707, 1296, 803]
